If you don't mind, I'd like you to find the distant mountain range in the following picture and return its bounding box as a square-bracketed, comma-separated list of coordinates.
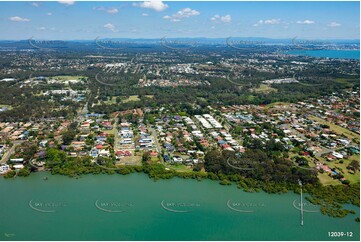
[0, 37, 359, 44]
[0, 37, 358, 50]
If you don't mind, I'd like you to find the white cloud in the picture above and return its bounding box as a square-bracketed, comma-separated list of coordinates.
[47, 12, 53, 16]
[32, 2, 39, 7]
[94, 7, 119, 14]
[38, 26, 55, 31]
[9, 16, 30, 22]
[104, 23, 118, 32]
[58, 1, 75, 6]
[253, 20, 263, 27]
[253, 19, 280, 26]
[106, 8, 118, 14]
[221, 15, 232, 23]
[133, 1, 168, 12]
[163, 8, 200, 22]
[296, 20, 315, 24]
[142, 13, 149, 17]
[328, 22, 341, 27]
[211, 14, 232, 23]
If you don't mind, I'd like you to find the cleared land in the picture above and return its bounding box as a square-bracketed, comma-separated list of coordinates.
[252, 84, 277, 94]
[122, 95, 141, 103]
[52, 75, 87, 81]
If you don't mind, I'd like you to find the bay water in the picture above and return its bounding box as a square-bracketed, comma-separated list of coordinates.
[0, 172, 359, 241]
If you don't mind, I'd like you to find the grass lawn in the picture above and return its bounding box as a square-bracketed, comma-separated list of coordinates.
[97, 95, 141, 106]
[332, 154, 360, 184]
[334, 78, 359, 85]
[317, 154, 360, 185]
[252, 84, 277, 94]
[246, 95, 255, 102]
[150, 157, 160, 162]
[52, 75, 87, 81]
[119, 155, 142, 166]
[104, 96, 118, 105]
[318, 172, 341, 186]
[103, 129, 115, 135]
[0, 104, 13, 110]
[164, 163, 193, 173]
[309, 115, 359, 143]
[122, 95, 140, 103]
[290, 152, 360, 185]
[264, 102, 290, 109]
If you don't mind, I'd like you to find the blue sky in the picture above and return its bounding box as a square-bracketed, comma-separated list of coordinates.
[0, 1, 359, 40]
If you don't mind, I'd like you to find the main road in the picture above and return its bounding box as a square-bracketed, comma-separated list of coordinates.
[0, 140, 25, 164]
[149, 127, 161, 153]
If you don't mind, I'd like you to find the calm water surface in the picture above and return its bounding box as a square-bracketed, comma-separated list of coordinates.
[0, 172, 359, 241]
[286, 50, 360, 60]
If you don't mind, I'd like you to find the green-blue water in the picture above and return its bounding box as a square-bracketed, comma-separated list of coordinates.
[287, 50, 360, 60]
[0, 172, 359, 241]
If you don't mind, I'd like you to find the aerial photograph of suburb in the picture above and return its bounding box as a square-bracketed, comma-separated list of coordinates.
[0, 0, 359, 241]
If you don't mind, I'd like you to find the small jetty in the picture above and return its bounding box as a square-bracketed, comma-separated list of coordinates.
[299, 179, 304, 226]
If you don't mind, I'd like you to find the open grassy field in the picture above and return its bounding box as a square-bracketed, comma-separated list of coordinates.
[118, 155, 142, 166]
[252, 84, 277, 94]
[309, 115, 359, 143]
[52, 75, 87, 81]
[332, 154, 360, 184]
[164, 163, 193, 173]
[317, 154, 360, 185]
[264, 102, 290, 109]
[122, 95, 141, 103]
[334, 78, 359, 85]
[99, 95, 142, 105]
[0, 104, 13, 110]
[290, 151, 360, 185]
[104, 96, 118, 105]
[103, 129, 115, 135]
[318, 173, 341, 186]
